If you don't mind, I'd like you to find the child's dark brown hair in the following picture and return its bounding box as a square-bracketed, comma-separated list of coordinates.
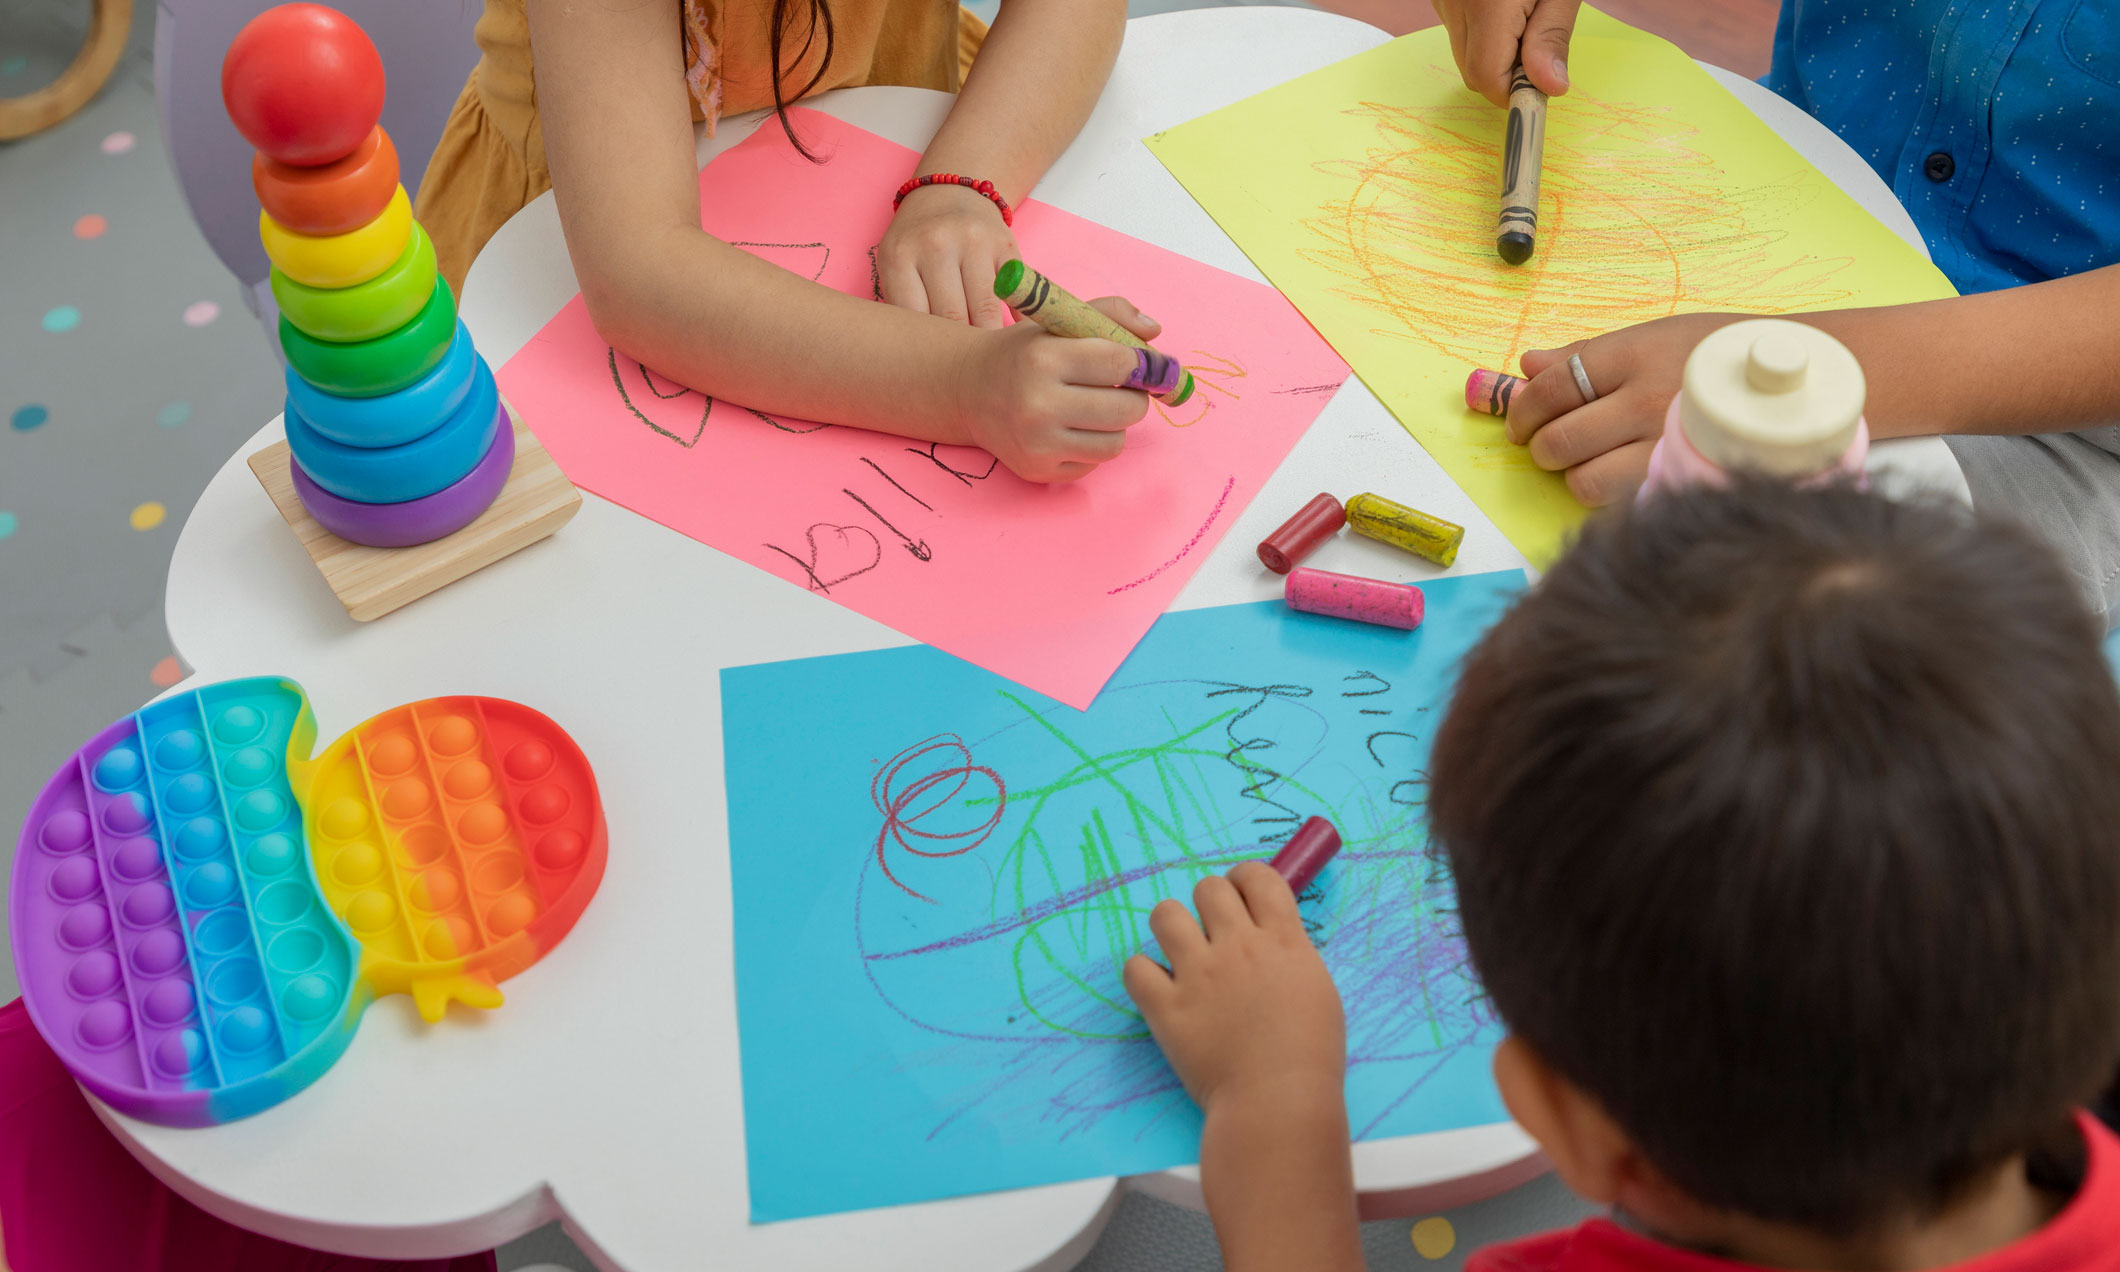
[769, 0, 836, 159]
[1428, 478, 2120, 1234]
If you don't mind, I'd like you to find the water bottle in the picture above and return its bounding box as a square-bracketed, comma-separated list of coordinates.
[1640, 318, 1868, 498]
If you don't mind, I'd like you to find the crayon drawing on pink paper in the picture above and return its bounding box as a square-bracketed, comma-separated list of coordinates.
[497, 109, 1349, 709]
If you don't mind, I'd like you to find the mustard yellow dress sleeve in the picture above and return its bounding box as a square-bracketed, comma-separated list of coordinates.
[415, 0, 990, 294]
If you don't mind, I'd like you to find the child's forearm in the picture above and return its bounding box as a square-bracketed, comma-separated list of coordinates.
[581, 223, 984, 441]
[913, 0, 1128, 203]
[1200, 1083, 1365, 1272]
[1797, 263, 2120, 441]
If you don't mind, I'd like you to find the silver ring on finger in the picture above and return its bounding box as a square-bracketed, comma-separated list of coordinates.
[1568, 353, 1598, 405]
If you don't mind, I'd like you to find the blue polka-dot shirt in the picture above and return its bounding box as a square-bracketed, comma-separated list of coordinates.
[1766, 0, 2120, 295]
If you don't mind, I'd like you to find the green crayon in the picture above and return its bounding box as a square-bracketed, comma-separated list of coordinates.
[994, 258, 1196, 406]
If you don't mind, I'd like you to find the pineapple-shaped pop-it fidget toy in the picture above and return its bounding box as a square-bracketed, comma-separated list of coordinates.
[227, 4, 511, 548]
[9, 680, 605, 1126]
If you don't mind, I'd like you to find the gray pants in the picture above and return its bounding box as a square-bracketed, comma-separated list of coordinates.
[1948, 429, 2120, 627]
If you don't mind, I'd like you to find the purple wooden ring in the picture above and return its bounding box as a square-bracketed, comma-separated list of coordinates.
[292, 408, 514, 548]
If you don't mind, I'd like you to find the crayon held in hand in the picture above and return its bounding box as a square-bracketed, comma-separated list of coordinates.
[1268, 816, 1341, 895]
[994, 258, 1196, 405]
[1497, 62, 1547, 265]
[1345, 492, 1464, 568]
[1466, 367, 1525, 417]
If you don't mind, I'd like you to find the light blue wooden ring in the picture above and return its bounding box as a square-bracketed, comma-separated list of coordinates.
[285, 356, 499, 503]
[284, 330, 478, 448]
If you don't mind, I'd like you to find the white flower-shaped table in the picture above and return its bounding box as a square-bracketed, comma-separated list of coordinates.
[117, 9, 1965, 1270]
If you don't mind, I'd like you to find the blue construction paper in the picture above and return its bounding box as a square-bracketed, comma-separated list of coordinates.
[722, 572, 1526, 1222]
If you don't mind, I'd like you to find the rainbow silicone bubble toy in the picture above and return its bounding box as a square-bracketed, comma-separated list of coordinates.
[9, 677, 605, 1127]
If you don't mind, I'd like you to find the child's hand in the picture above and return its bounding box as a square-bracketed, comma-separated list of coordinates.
[877, 183, 1020, 329]
[958, 296, 1159, 483]
[1507, 311, 1746, 505]
[1123, 863, 1347, 1114]
[1433, 0, 1581, 106]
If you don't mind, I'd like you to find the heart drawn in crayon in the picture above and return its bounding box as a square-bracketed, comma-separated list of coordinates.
[764, 522, 883, 595]
[608, 350, 709, 448]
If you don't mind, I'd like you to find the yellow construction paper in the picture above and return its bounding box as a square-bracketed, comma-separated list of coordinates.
[1146, 7, 1957, 564]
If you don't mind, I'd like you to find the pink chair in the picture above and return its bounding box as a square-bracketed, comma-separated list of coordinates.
[154, 0, 484, 341]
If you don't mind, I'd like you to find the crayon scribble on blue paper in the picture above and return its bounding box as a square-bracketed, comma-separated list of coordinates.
[722, 571, 1526, 1221]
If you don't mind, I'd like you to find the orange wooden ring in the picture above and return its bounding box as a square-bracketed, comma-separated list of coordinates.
[252, 126, 401, 238]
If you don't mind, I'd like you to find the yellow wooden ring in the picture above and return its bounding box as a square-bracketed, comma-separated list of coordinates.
[259, 185, 412, 289]
[0, 0, 129, 141]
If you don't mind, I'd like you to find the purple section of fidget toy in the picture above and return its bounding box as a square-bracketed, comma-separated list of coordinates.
[10, 717, 214, 1117]
[291, 408, 514, 548]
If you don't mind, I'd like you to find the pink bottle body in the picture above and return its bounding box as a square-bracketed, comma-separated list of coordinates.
[1640, 395, 1870, 500]
[1638, 318, 1872, 502]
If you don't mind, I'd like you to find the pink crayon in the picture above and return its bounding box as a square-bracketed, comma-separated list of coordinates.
[1284, 566, 1425, 630]
[1268, 816, 1341, 895]
[1466, 367, 1526, 417]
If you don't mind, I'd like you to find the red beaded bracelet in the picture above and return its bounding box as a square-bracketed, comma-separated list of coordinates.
[892, 173, 1014, 227]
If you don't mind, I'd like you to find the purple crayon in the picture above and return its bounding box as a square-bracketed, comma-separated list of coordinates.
[1284, 566, 1426, 631]
[1466, 367, 1525, 417]
[1268, 816, 1341, 895]
[1125, 347, 1188, 398]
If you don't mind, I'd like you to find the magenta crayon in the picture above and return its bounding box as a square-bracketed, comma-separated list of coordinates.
[1268, 815, 1341, 894]
[1257, 493, 1346, 574]
[1466, 367, 1525, 417]
[1284, 567, 1425, 631]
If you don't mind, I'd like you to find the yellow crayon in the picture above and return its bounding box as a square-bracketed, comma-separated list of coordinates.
[1345, 493, 1464, 568]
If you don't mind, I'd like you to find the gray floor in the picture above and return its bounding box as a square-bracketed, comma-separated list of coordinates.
[0, 0, 1604, 1266]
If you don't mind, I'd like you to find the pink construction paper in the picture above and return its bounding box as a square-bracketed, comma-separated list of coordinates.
[497, 109, 1349, 709]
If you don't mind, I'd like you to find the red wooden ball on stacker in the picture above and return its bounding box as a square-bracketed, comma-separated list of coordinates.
[221, 4, 386, 167]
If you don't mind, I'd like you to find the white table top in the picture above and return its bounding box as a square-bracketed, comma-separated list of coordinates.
[124, 9, 1965, 1269]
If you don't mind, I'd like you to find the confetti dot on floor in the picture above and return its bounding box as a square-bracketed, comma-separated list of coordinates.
[181, 300, 220, 327]
[1411, 1217, 1457, 1260]
[100, 130, 135, 154]
[11, 404, 48, 432]
[0, 512, 16, 540]
[130, 502, 167, 532]
[150, 656, 184, 688]
[74, 213, 108, 239]
[1, 55, 28, 76]
[157, 401, 193, 428]
[43, 306, 81, 333]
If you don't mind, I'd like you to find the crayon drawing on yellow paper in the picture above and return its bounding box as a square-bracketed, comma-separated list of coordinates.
[1146, 8, 1957, 564]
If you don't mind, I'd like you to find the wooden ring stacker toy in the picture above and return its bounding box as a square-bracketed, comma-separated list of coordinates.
[280, 294, 460, 397]
[260, 184, 413, 288]
[0, 0, 128, 140]
[272, 223, 439, 344]
[284, 327, 477, 448]
[252, 126, 401, 237]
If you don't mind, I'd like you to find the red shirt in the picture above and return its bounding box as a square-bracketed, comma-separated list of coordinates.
[1471, 1114, 2120, 1272]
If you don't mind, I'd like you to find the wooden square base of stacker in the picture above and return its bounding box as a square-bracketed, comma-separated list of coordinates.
[248, 407, 581, 622]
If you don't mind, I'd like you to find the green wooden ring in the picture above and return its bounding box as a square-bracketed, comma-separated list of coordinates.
[280, 281, 458, 398]
[272, 223, 437, 344]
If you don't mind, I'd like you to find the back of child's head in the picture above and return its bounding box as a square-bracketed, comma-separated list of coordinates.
[1427, 479, 2120, 1234]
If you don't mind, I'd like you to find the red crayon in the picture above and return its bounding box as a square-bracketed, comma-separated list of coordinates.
[1257, 493, 1346, 574]
[1269, 816, 1342, 895]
